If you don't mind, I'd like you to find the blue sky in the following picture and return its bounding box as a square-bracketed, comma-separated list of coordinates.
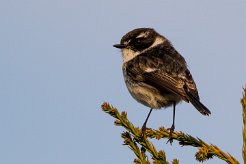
[0, 0, 246, 164]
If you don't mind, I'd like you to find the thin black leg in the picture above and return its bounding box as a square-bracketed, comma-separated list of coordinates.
[168, 102, 176, 144]
[141, 108, 153, 134]
[172, 101, 176, 129]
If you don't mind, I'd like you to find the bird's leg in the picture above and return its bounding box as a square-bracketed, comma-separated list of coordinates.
[141, 108, 153, 135]
[167, 102, 176, 144]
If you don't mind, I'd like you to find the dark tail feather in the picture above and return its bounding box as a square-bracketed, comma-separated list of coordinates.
[184, 87, 211, 116]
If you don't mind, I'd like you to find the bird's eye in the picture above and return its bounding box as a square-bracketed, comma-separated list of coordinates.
[130, 37, 151, 50]
[132, 37, 144, 46]
[136, 38, 144, 43]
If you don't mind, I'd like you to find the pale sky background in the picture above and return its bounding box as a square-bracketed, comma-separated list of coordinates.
[0, 0, 246, 164]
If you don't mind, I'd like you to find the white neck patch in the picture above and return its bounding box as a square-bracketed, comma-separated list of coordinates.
[122, 36, 165, 63]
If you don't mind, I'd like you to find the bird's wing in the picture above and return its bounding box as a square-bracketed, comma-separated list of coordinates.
[142, 70, 189, 102]
[126, 44, 199, 102]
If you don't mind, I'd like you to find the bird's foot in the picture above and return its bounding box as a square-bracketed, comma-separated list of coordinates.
[167, 124, 175, 144]
[141, 123, 147, 137]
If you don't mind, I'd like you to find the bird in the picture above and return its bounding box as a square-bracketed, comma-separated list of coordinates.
[113, 28, 211, 142]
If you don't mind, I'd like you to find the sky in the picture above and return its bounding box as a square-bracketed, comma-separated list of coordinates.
[0, 0, 246, 164]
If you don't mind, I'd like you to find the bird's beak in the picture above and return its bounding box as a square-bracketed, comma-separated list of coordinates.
[113, 44, 126, 49]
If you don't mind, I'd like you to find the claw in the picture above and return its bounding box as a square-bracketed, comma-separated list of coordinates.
[141, 124, 147, 137]
[166, 125, 175, 144]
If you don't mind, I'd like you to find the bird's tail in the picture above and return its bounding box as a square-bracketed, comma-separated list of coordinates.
[184, 86, 211, 116]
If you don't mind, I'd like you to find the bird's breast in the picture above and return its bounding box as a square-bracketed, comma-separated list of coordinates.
[123, 69, 181, 109]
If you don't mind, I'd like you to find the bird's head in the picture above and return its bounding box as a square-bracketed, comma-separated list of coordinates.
[114, 28, 165, 63]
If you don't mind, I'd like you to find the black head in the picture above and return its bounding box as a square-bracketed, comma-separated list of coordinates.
[113, 28, 160, 52]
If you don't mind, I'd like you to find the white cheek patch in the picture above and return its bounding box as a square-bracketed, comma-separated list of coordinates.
[122, 48, 140, 63]
[121, 36, 165, 64]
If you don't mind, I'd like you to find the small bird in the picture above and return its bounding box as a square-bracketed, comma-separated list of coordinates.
[113, 28, 211, 141]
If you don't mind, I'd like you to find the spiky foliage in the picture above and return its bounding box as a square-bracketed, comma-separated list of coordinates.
[102, 102, 240, 163]
[102, 103, 169, 163]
